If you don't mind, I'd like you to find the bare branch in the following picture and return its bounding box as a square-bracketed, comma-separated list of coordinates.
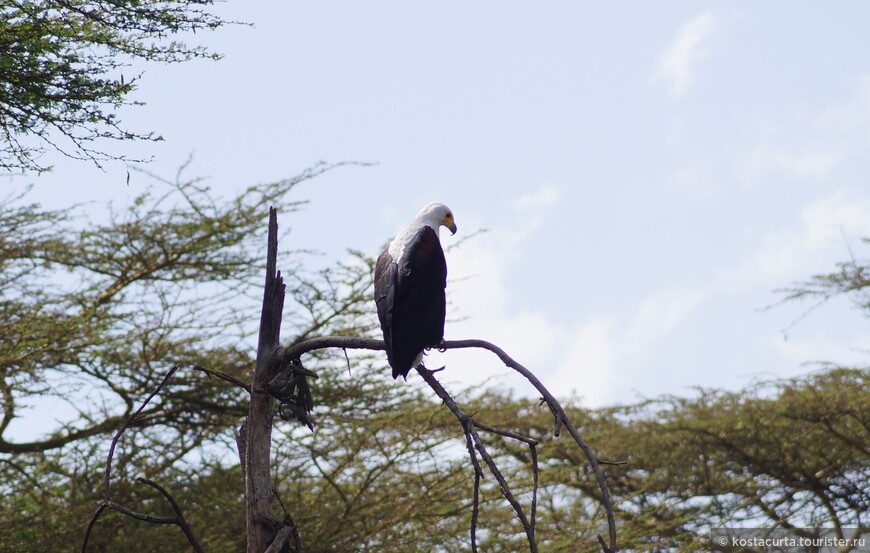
[530, 443, 539, 542]
[138, 477, 206, 553]
[270, 487, 303, 552]
[104, 365, 180, 497]
[264, 525, 294, 553]
[82, 365, 206, 553]
[193, 364, 252, 394]
[81, 503, 109, 553]
[275, 335, 619, 553]
[474, 420, 539, 446]
[440, 339, 618, 553]
[471, 471, 481, 553]
[414, 365, 538, 551]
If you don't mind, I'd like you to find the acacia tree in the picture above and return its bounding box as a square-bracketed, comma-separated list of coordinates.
[0, 0, 230, 173]
[0, 163, 371, 551]
[0, 164, 617, 553]
[6, 161, 866, 552]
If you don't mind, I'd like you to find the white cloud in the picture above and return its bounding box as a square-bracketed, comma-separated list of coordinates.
[741, 73, 870, 183]
[814, 74, 870, 132]
[548, 285, 708, 407]
[655, 12, 717, 99]
[510, 183, 562, 237]
[445, 237, 564, 376]
[746, 146, 844, 180]
[551, 318, 617, 404]
[624, 287, 709, 352]
[727, 190, 870, 289]
[668, 163, 718, 198]
[542, 190, 870, 407]
[512, 184, 560, 210]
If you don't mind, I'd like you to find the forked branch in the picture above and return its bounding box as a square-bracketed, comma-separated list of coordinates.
[275, 336, 618, 553]
[82, 365, 206, 553]
[416, 365, 539, 552]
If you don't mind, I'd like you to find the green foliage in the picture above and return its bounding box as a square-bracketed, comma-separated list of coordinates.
[468, 368, 869, 552]
[0, 165, 868, 551]
[606, 368, 868, 550]
[779, 238, 870, 311]
[0, 0, 230, 173]
[0, 163, 327, 454]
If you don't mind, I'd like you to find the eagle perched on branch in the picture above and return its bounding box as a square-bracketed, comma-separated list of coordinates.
[374, 203, 457, 379]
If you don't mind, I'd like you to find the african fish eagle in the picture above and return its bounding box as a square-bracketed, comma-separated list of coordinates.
[374, 202, 457, 379]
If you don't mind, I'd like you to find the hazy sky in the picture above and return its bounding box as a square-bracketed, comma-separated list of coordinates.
[12, 2, 870, 409]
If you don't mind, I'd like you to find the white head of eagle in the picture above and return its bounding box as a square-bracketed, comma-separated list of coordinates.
[374, 202, 457, 379]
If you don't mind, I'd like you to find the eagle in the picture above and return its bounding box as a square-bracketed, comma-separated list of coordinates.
[374, 202, 457, 379]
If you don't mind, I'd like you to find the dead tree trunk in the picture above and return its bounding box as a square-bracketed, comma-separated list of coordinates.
[244, 207, 285, 553]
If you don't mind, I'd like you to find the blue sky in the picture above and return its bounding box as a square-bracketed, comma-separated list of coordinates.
[11, 2, 870, 409]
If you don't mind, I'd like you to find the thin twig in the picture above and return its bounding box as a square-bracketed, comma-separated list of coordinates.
[138, 478, 206, 553]
[272, 486, 303, 552]
[474, 420, 539, 445]
[463, 419, 484, 478]
[193, 364, 251, 393]
[530, 443, 538, 541]
[104, 501, 178, 524]
[81, 504, 108, 553]
[471, 471, 481, 553]
[103, 365, 179, 498]
[468, 423, 536, 551]
[83, 366, 206, 553]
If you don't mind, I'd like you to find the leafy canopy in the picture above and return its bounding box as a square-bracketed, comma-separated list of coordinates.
[0, 0, 230, 173]
[0, 162, 867, 551]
